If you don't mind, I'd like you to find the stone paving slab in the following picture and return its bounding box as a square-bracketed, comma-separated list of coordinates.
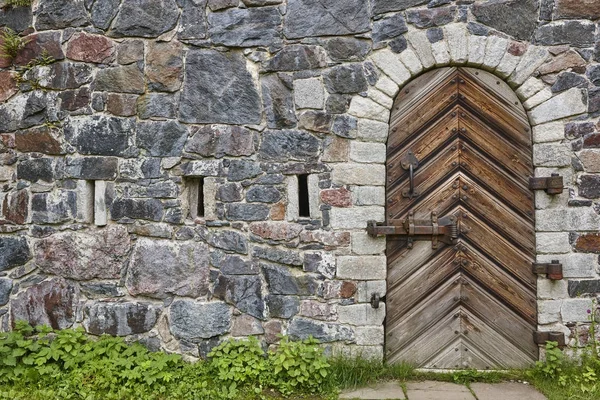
[470, 382, 547, 400]
[339, 381, 405, 399]
[340, 380, 549, 400]
[406, 381, 475, 400]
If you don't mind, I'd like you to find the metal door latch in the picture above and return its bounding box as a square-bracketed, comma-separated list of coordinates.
[370, 293, 385, 309]
[534, 331, 566, 347]
[532, 260, 563, 280]
[529, 173, 564, 195]
[367, 211, 458, 249]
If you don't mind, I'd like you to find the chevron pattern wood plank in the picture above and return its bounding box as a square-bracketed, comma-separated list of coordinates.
[385, 67, 537, 369]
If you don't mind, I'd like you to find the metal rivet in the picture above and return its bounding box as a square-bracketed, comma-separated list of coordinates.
[463, 213, 468, 218]
[462, 185, 468, 190]
[461, 113, 466, 117]
[452, 195, 458, 199]
[452, 161, 458, 166]
[451, 146, 457, 151]
[452, 127, 458, 132]
[464, 330, 469, 335]
[405, 89, 410, 94]
[460, 128, 466, 132]
[455, 348, 459, 352]
[454, 331, 459, 334]
[459, 79, 465, 84]
[451, 112, 457, 117]
[392, 127, 398, 132]
[462, 196, 468, 201]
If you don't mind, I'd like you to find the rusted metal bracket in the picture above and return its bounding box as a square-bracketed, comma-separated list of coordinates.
[529, 173, 564, 195]
[532, 260, 563, 280]
[367, 212, 458, 249]
[534, 331, 566, 347]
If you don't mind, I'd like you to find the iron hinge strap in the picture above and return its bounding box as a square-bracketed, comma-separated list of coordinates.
[534, 331, 566, 347]
[532, 260, 563, 280]
[529, 174, 564, 195]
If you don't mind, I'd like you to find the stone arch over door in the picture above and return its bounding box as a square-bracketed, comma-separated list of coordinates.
[384, 66, 536, 369]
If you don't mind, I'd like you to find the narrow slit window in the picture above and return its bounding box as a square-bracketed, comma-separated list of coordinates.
[188, 177, 204, 220]
[298, 174, 310, 218]
[197, 177, 205, 218]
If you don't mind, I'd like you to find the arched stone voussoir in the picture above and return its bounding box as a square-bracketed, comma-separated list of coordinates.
[362, 23, 589, 132]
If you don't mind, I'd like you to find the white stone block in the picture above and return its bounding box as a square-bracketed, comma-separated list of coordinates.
[482, 36, 508, 70]
[407, 30, 435, 69]
[357, 119, 388, 142]
[354, 326, 385, 346]
[370, 49, 411, 85]
[538, 253, 598, 279]
[532, 121, 564, 143]
[350, 142, 386, 164]
[330, 206, 385, 229]
[203, 177, 217, 221]
[348, 96, 390, 122]
[357, 280, 387, 303]
[538, 300, 562, 324]
[76, 180, 94, 223]
[332, 163, 386, 186]
[445, 23, 468, 64]
[533, 143, 572, 167]
[294, 77, 324, 109]
[529, 88, 587, 125]
[0, 166, 13, 181]
[495, 52, 521, 78]
[467, 35, 487, 66]
[333, 344, 384, 360]
[508, 47, 550, 87]
[286, 175, 299, 222]
[523, 88, 552, 110]
[351, 231, 386, 255]
[184, 160, 222, 176]
[431, 40, 450, 66]
[338, 303, 386, 325]
[351, 185, 385, 206]
[536, 233, 571, 254]
[375, 75, 399, 98]
[516, 77, 546, 101]
[535, 209, 567, 232]
[561, 298, 594, 323]
[538, 278, 568, 300]
[337, 256, 387, 280]
[567, 207, 600, 231]
[308, 174, 320, 219]
[94, 180, 108, 226]
[367, 88, 393, 109]
[399, 48, 423, 75]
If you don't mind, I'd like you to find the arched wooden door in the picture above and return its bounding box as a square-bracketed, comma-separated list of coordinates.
[385, 67, 537, 369]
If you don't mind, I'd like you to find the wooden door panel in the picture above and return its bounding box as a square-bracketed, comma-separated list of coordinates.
[385, 68, 537, 369]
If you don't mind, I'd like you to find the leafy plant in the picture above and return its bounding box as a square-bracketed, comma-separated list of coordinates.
[0, 27, 28, 63]
[0, 322, 339, 399]
[268, 335, 332, 396]
[4, 0, 32, 7]
[208, 336, 269, 386]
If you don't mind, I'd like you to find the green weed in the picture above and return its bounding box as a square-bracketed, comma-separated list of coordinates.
[0, 27, 28, 63]
[4, 0, 32, 7]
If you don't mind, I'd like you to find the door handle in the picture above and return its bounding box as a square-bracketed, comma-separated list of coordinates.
[400, 150, 420, 198]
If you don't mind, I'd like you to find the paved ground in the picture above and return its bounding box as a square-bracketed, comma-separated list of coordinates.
[340, 380, 547, 400]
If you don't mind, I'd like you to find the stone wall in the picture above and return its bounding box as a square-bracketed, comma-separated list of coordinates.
[0, 0, 599, 359]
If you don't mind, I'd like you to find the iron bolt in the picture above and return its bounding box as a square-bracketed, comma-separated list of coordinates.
[462, 185, 468, 190]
